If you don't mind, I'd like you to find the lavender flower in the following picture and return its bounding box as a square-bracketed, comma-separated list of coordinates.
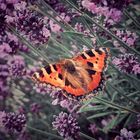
[114, 136, 124, 140]
[45, 0, 67, 13]
[0, 43, 12, 58]
[52, 112, 80, 139]
[114, 128, 136, 140]
[120, 128, 134, 139]
[8, 55, 25, 77]
[0, 32, 27, 99]
[0, 111, 26, 132]
[74, 22, 90, 36]
[105, 0, 132, 9]
[50, 90, 80, 113]
[45, 0, 76, 23]
[112, 53, 140, 75]
[30, 103, 41, 114]
[0, 0, 17, 24]
[89, 123, 98, 135]
[33, 83, 52, 95]
[7, 1, 51, 45]
[81, 0, 122, 24]
[0, 32, 29, 54]
[0, 111, 6, 127]
[113, 29, 138, 47]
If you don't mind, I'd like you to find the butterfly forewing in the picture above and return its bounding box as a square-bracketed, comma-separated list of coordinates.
[33, 64, 65, 88]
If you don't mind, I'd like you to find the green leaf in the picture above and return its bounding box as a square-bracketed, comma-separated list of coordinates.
[94, 96, 139, 114]
[87, 111, 118, 120]
[79, 105, 108, 113]
[27, 126, 63, 140]
[79, 132, 96, 140]
[103, 112, 128, 133]
[63, 31, 91, 37]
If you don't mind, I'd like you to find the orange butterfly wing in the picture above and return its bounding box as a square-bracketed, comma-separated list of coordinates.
[73, 48, 109, 72]
[32, 64, 65, 88]
[64, 48, 109, 98]
[32, 48, 109, 100]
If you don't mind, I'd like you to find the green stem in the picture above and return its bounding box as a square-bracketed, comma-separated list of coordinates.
[50, 37, 72, 57]
[79, 132, 96, 140]
[81, 17, 103, 47]
[123, 9, 140, 29]
[87, 111, 124, 120]
[94, 96, 139, 114]
[108, 83, 139, 106]
[27, 125, 63, 140]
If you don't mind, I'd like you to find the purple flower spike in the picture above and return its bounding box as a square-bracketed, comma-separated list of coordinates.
[50, 90, 80, 113]
[114, 128, 136, 140]
[1, 111, 26, 132]
[8, 55, 25, 77]
[30, 103, 41, 114]
[89, 123, 98, 135]
[52, 112, 80, 139]
[112, 53, 140, 75]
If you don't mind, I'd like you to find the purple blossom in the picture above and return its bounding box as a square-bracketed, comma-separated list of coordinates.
[105, 0, 132, 9]
[49, 20, 61, 33]
[50, 90, 80, 113]
[106, 8, 122, 22]
[84, 0, 132, 9]
[114, 136, 124, 140]
[52, 112, 80, 139]
[33, 83, 52, 95]
[120, 128, 135, 139]
[7, 1, 51, 45]
[74, 22, 90, 36]
[8, 55, 25, 77]
[44, 0, 75, 23]
[0, 0, 18, 38]
[30, 103, 41, 114]
[115, 128, 136, 140]
[6, 0, 19, 4]
[45, 0, 67, 13]
[81, 0, 122, 24]
[113, 29, 138, 47]
[0, 32, 27, 99]
[0, 111, 6, 127]
[89, 123, 98, 135]
[0, 32, 29, 54]
[112, 53, 140, 75]
[0, 111, 26, 132]
[0, 43, 12, 59]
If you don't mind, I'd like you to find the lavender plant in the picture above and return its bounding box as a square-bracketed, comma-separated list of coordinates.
[0, 0, 140, 140]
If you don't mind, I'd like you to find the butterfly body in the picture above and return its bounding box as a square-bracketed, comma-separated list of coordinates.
[32, 48, 109, 99]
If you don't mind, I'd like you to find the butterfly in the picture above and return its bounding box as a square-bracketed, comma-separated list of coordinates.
[32, 47, 109, 100]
